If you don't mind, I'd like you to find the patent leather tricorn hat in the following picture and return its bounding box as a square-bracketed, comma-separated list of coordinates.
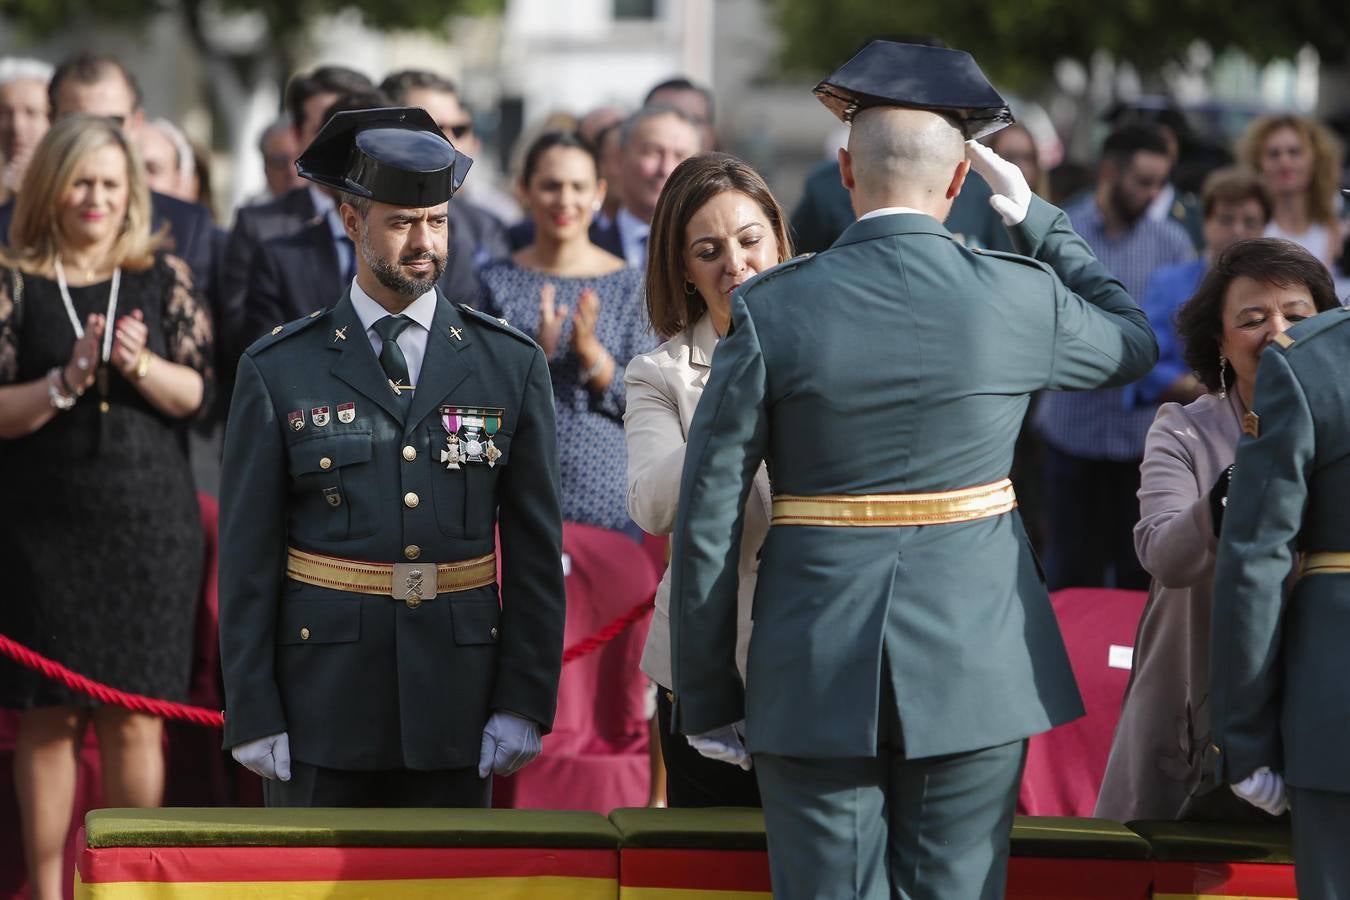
[813, 40, 1013, 140]
[296, 106, 472, 207]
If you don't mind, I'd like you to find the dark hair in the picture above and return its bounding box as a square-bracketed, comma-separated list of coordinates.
[1199, 166, 1272, 222]
[285, 66, 373, 132]
[619, 103, 700, 149]
[48, 53, 142, 115]
[1101, 123, 1170, 167]
[520, 131, 598, 186]
[1176, 238, 1340, 391]
[645, 153, 792, 338]
[319, 88, 393, 128]
[379, 70, 459, 104]
[644, 76, 715, 125]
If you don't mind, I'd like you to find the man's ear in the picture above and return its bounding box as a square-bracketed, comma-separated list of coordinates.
[339, 202, 363, 243]
[838, 147, 855, 191]
[946, 159, 970, 200]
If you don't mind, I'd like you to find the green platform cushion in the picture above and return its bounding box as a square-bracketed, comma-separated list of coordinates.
[84, 808, 620, 849]
[608, 808, 767, 850]
[1127, 820, 1294, 864]
[1009, 816, 1152, 859]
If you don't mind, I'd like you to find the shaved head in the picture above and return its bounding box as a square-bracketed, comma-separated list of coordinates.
[847, 107, 964, 200]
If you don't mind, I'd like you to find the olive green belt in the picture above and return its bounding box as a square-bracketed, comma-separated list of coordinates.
[1299, 551, 1350, 579]
[771, 478, 1016, 527]
[286, 546, 496, 608]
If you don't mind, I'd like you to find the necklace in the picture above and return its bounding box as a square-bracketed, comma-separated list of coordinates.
[55, 256, 122, 413]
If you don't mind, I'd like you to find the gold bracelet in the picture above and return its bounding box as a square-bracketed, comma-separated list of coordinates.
[134, 348, 152, 380]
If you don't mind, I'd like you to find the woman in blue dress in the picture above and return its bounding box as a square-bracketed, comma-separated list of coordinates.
[480, 132, 651, 533]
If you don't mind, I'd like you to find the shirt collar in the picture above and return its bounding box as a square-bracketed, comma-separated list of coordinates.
[857, 205, 930, 222]
[349, 278, 438, 334]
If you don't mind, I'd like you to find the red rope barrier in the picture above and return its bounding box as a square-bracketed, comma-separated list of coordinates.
[0, 632, 224, 727]
[561, 596, 654, 664]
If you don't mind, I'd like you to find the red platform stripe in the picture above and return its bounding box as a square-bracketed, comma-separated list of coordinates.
[77, 846, 615, 884]
[1152, 860, 1299, 897]
[619, 849, 771, 891]
[1006, 857, 1152, 899]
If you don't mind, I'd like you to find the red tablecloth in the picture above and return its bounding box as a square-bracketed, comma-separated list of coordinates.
[1017, 588, 1147, 817]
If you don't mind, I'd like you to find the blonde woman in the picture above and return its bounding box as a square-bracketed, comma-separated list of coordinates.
[624, 153, 791, 806]
[0, 115, 213, 900]
[1238, 114, 1343, 269]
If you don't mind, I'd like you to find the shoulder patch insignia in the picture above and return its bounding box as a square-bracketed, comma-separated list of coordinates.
[1272, 332, 1295, 349]
[458, 304, 538, 347]
[245, 309, 326, 356]
[1243, 411, 1260, 437]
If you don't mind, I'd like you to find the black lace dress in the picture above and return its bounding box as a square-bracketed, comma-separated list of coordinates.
[0, 255, 214, 708]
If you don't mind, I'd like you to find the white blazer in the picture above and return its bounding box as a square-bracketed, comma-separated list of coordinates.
[623, 313, 771, 689]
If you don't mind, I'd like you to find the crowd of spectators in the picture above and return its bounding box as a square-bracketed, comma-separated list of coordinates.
[1, 41, 1349, 899]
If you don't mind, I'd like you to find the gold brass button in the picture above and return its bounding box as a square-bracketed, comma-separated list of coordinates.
[402, 445, 417, 461]
[490, 626, 499, 640]
[319, 457, 332, 470]
[404, 492, 420, 508]
[404, 544, 421, 560]
[300, 627, 311, 640]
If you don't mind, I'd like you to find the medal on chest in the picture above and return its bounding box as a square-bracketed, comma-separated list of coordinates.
[440, 406, 504, 469]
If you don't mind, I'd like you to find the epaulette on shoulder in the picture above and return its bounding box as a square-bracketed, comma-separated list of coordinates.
[245, 308, 327, 355]
[969, 246, 1047, 271]
[1274, 305, 1350, 354]
[459, 303, 539, 348]
[740, 252, 815, 297]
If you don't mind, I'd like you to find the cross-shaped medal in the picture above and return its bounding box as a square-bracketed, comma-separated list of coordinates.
[449, 326, 463, 341]
[333, 326, 348, 342]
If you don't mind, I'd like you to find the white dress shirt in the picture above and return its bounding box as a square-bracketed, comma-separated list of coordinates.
[857, 205, 929, 222]
[617, 206, 651, 268]
[349, 279, 438, 384]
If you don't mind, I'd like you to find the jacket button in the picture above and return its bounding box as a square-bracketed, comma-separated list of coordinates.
[319, 457, 332, 470]
[403, 445, 417, 461]
[404, 492, 420, 508]
[490, 626, 499, 640]
[404, 544, 421, 560]
[300, 627, 311, 640]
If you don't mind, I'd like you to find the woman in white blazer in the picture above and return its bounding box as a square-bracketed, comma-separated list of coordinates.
[624, 153, 792, 806]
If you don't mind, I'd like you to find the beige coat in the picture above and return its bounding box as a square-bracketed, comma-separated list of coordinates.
[1096, 391, 1244, 820]
[623, 313, 771, 690]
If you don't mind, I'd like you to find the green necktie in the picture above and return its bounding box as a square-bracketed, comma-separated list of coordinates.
[371, 315, 413, 406]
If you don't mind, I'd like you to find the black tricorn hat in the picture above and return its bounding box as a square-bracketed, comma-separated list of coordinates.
[296, 107, 472, 207]
[813, 40, 1013, 140]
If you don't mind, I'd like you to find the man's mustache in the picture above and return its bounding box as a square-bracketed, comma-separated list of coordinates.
[400, 252, 441, 265]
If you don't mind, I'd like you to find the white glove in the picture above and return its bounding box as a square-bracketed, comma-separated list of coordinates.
[231, 731, 291, 781]
[964, 139, 1032, 227]
[687, 720, 752, 771]
[1231, 766, 1290, 816]
[478, 711, 542, 778]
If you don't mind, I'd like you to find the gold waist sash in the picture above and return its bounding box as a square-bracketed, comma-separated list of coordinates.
[286, 546, 496, 607]
[1299, 551, 1350, 579]
[771, 478, 1016, 527]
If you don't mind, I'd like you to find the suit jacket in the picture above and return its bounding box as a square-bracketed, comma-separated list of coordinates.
[1096, 391, 1244, 820]
[623, 312, 771, 689]
[218, 289, 566, 771]
[670, 195, 1158, 760]
[1209, 306, 1350, 792]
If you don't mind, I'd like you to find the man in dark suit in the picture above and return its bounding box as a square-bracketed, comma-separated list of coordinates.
[219, 107, 565, 807]
[670, 42, 1156, 898]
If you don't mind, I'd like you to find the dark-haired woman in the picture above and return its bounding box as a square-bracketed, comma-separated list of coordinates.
[480, 131, 650, 532]
[1096, 238, 1339, 822]
[624, 152, 793, 807]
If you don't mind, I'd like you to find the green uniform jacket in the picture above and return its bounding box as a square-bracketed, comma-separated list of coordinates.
[1209, 306, 1350, 791]
[218, 288, 565, 771]
[670, 196, 1158, 759]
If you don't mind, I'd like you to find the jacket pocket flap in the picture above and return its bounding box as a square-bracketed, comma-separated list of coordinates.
[451, 599, 501, 645]
[288, 429, 373, 477]
[278, 598, 361, 645]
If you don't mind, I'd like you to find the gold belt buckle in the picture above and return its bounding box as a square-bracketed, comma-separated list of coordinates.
[391, 562, 436, 608]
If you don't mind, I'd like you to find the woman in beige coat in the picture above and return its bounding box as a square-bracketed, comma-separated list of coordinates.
[1095, 239, 1339, 821]
[624, 153, 792, 807]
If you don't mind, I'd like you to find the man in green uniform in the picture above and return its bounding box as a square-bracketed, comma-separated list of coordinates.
[668, 41, 1157, 898]
[1208, 255, 1350, 899]
[218, 107, 565, 807]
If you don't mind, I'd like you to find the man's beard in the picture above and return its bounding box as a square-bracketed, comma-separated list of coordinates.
[360, 229, 447, 297]
[1108, 182, 1148, 227]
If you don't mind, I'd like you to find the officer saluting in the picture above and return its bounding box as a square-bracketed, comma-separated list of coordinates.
[669, 42, 1157, 898]
[219, 108, 565, 807]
